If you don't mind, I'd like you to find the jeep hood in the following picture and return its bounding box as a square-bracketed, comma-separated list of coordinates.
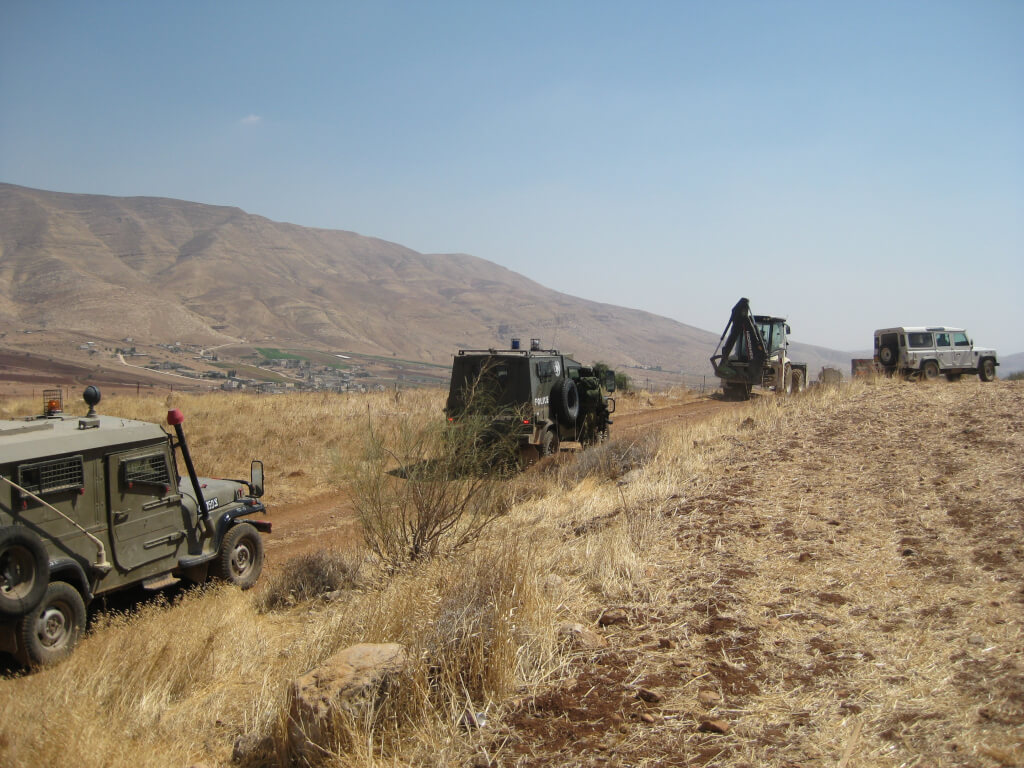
[177, 476, 247, 515]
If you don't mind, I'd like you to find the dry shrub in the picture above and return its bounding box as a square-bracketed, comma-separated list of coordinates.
[257, 550, 363, 612]
[559, 432, 659, 485]
[278, 536, 561, 766]
[355, 396, 519, 567]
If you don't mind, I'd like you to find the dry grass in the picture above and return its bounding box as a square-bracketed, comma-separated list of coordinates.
[1, 378, 1021, 767]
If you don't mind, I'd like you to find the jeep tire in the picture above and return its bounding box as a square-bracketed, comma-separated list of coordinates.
[922, 361, 940, 380]
[879, 345, 897, 366]
[16, 581, 86, 667]
[979, 358, 996, 382]
[215, 522, 264, 589]
[552, 378, 579, 424]
[0, 527, 50, 618]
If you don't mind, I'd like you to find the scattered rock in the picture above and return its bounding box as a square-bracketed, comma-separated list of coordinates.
[740, 417, 755, 430]
[658, 637, 674, 649]
[968, 635, 986, 646]
[460, 710, 488, 729]
[798, 552, 814, 563]
[231, 733, 275, 764]
[469, 755, 495, 768]
[636, 687, 663, 704]
[639, 712, 657, 724]
[671, 658, 689, 668]
[697, 690, 722, 707]
[287, 643, 408, 758]
[901, 548, 915, 557]
[558, 622, 609, 650]
[598, 608, 628, 627]
[699, 719, 730, 734]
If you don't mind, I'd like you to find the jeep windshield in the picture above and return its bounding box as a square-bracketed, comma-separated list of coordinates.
[446, 356, 531, 417]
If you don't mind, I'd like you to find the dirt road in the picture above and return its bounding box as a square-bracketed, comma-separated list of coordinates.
[260, 395, 744, 573]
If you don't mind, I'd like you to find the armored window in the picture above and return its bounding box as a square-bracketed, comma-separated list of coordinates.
[908, 333, 933, 348]
[936, 333, 951, 347]
[122, 453, 172, 489]
[536, 361, 555, 380]
[17, 455, 85, 498]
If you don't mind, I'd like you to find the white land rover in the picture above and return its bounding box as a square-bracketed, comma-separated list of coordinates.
[874, 327, 999, 382]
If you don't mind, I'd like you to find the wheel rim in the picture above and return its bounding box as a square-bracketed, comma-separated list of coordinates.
[924, 363, 938, 379]
[231, 540, 253, 577]
[0, 546, 36, 600]
[36, 603, 71, 649]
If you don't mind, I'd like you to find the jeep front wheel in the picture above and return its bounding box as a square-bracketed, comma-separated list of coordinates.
[922, 361, 940, 381]
[979, 358, 996, 382]
[0, 527, 50, 618]
[16, 581, 86, 667]
[215, 523, 264, 589]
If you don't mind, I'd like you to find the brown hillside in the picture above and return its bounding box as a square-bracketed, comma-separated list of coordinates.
[0, 183, 850, 377]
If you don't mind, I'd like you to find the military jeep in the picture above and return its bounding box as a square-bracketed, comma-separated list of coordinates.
[0, 387, 270, 667]
[445, 339, 616, 459]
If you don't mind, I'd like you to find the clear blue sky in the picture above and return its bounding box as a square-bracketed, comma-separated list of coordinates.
[2, 1, 1021, 354]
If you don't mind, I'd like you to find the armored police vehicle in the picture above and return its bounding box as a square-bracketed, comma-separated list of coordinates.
[0, 387, 269, 667]
[445, 339, 615, 460]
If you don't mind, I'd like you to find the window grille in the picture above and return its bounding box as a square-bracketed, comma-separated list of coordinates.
[122, 454, 171, 487]
[17, 456, 85, 497]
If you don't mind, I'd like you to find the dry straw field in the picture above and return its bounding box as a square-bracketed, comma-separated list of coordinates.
[0, 378, 1021, 767]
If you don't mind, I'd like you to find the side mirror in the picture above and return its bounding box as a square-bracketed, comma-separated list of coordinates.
[786, 324, 792, 335]
[603, 370, 616, 392]
[250, 460, 264, 498]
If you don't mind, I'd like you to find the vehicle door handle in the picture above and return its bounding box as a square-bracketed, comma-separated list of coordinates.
[113, 511, 129, 523]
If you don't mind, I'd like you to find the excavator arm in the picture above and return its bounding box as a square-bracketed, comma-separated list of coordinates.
[710, 297, 769, 391]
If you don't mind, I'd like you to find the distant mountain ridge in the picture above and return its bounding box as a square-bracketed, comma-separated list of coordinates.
[0, 183, 852, 376]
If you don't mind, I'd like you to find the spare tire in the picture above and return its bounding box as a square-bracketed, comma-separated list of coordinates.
[0, 526, 50, 618]
[551, 378, 579, 424]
